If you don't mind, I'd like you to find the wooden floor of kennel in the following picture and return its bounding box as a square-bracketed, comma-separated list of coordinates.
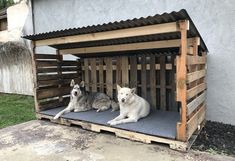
[24, 10, 208, 151]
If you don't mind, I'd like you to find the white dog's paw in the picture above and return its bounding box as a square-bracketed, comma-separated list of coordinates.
[110, 121, 118, 126]
[74, 109, 79, 112]
[96, 109, 101, 112]
[53, 115, 59, 120]
[107, 120, 114, 125]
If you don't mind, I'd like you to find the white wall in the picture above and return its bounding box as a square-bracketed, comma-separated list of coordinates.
[32, 0, 235, 125]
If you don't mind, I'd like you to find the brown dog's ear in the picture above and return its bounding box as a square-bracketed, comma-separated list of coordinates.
[131, 88, 136, 94]
[70, 79, 75, 87]
[80, 81, 85, 87]
[116, 84, 121, 92]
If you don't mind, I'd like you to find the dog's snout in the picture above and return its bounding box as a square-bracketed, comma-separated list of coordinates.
[74, 91, 78, 96]
[121, 98, 125, 103]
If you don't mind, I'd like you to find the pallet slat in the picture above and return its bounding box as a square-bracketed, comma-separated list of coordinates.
[99, 58, 104, 92]
[187, 91, 206, 116]
[37, 86, 71, 100]
[84, 59, 90, 91]
[90, 58, 97, 92]
[187, 55, 206, 65]
[187, 83, 206, 100]
[150, 54, 156, 108]
[121, 56, 129, 87]
[35, 54, 59, 60]
[105, 57, 113, 98]
[187, 70, 206, 84]
[160, 55, 166, 110]
[187, 104, 206, 139]
[130, 55, 137, 88]
[141, 55, 147, 99]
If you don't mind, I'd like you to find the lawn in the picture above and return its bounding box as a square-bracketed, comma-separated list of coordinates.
[0, 93, 36, 129]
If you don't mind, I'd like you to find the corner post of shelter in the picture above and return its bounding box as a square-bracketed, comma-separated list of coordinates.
[31, 40, 39, 112]
[176, 20, 189, 141]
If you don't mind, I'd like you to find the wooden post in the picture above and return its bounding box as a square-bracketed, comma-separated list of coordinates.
[176, 20, 189, 141]
[56, 50, 63, 102]
[31, 41, 39, 112]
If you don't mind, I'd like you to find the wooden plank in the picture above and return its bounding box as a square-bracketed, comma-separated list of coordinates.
[81, 63, 173, 71]
[187, 104, 206, 139]
[60, 38, 196, 55]
[90, 58, 97, 92]
[187, 55, 206, 65]
[160, 55, 166, 110]
[150, 54, 156, 109]
[61, 61, 78, 66]
[176, 20, 188, 141]
[36, 60, 58, 68]
[187, 70, 206, 84]
[39, 97, 70, 111]
[84, 59, 89, 91]
[170, 55, 177, 111]
[36, 22, 181, 46]
[121, 56, 129, 87]
[37, 86, 71, 100]
[187, 83, 206, 100]
[187, 91, 206, 116]
[105, 57, 113, 98]
[31, 41, 40, 112]
[141, 55, 147, 99]
[37, 67, 78, 73]
[116, 57, 122, 86]
[56, 50, 63, 102]
[38, 78, 79, 87]
[35, 54, 59, 60]
[37, 73, 78, 81]
[130, 55, 137, 88]
[99, 58, 104, 92]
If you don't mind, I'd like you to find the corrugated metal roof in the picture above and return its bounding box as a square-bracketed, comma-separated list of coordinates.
[23, 9, 208, 52]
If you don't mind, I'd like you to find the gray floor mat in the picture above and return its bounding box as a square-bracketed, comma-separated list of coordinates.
[40, 107, 180, 139]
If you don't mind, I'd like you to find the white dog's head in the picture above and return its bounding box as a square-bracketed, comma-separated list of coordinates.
[116, 84, 136, 104]
[70, 79, 85, 98]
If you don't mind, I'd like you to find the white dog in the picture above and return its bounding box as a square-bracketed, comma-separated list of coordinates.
[107, 85, 150, 125]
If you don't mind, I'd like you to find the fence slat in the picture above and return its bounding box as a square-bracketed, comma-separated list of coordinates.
[99, 58, 104, 92]
[90, 58, 97, 92]
[84, 59, 90, 91]
[160, 55, 166, 110]
[121, 56, 129, 87]
[187, 91, 206, 116]
[105, 57, 113, 98]
[141, 55, 147, 99]
[130, 55, 137, 88]
[150, 54, 156, 109]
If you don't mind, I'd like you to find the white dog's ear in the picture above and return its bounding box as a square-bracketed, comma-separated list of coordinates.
[131, 88, 136, 94]
[80, 81, 85, 87]
[70, 79, 75, 87]
[116, 84, 121, 92]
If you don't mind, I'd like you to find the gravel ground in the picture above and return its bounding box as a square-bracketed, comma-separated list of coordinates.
[192, 120, 235, 156]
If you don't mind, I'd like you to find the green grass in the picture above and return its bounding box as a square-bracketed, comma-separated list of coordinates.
[0, 93, 36, 129]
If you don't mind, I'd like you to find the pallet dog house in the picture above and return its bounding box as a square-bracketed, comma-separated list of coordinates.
[23, 10, 207, 151]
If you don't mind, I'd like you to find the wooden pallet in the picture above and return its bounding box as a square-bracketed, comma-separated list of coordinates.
[36, 113, 204, 152]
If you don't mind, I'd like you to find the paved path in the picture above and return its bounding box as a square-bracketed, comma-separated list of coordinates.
[0, 120, 234, 161]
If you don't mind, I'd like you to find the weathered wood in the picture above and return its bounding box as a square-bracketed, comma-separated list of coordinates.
[36, 22, 180, 46]
[81, 64, 173, 71]
[130, 55, 137, 88]
[176, 20, 188, 141]
[37, 73, 79, 81]
[141, 55, 147, 99]
[116, 57, 122, 86]
[187, 55, 206, 65]
[150, 54, 156, 109]
[37, 86, 71, 100]
[35, 54, 59, 60]
[56, 50, 63, 102]
[105, 57, 113, 98]
[170, 55, 177, 111]
[61, 38, 196, 55]
[121, 56, 129, 87]
[187, 83, 206, 100]
[61, 61, 78, 66]
[39, 97, 70, 110]
[99, 58, 104, 92]
[37, 60, 58, 68]
[84, 59, 89, 91]
[187, 70, 206, 84]
[187, 91, 206, 116]
[160, 55, 166, 110]
[38, 78, 78, 87]
[187, 104, 206, 139]
[37, 67, 78, 73]
[90, 58, 97, 92]
[31, 41, 39, 112]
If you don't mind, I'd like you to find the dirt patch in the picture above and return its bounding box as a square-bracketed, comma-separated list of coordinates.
[192, 120, 235, 156]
